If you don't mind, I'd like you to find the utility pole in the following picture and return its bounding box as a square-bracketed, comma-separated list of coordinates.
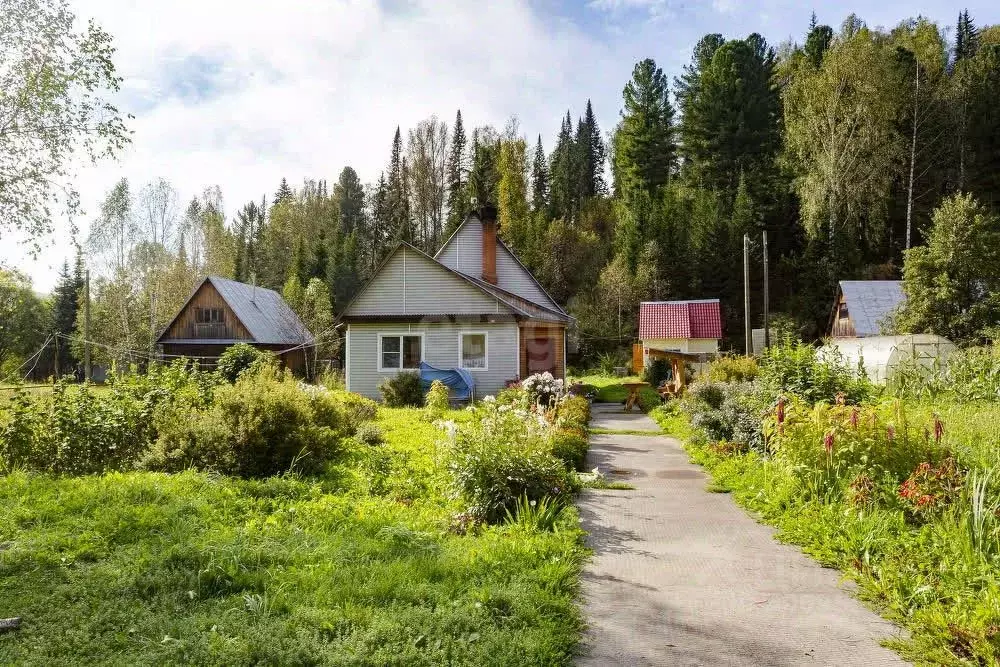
[84, 270, 91, 382]
[744, 234, 752, 356]
[762, 231, 770, 350]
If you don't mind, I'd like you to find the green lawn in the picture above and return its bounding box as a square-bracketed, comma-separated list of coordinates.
[571, 374, 662, 411]
[0, 407, 588, 665]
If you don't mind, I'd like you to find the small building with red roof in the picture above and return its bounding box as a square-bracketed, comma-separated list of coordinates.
[637, 299, 723, 373]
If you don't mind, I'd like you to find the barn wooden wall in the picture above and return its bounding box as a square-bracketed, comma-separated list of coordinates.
[161, 282, 252, 341]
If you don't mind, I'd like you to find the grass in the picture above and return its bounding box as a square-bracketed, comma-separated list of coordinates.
[0, 406, 588, 666]
[664, 399, 1000, 665]
[571, 374, 662, 412]
[588, 427, 662, 436]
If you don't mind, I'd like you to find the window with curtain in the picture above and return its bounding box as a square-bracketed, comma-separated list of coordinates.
[461, 333, 487, 369]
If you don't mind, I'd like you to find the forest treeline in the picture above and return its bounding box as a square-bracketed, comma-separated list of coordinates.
[3, 11, 1000, 375]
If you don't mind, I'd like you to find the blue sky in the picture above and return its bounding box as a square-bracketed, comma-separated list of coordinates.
[4, 0, 997, 291]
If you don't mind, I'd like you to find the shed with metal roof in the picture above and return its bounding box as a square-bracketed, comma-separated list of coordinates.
[156, 276, 314, 374]
[828, 281, 906, 338]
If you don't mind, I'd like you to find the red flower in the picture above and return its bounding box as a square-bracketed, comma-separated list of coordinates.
[886, 424, 895, 443]
[823, 431, 834, 454]
[776, 396, 785, 425]
[850, 408, 860, 430]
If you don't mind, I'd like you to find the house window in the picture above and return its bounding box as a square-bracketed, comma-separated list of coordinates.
[460, 333, 488, 370]
[195, 307, 224, 324]
[380, 334, 422, 370]
[838, 303, 849, 320]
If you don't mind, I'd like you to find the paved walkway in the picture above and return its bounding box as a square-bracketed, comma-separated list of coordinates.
[577, 403, 908, 666]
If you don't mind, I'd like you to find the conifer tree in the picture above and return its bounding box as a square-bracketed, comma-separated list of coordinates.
[310, 231, 328, 281]
[576, 100, 606, 199]
[274, 178, 294, 206]
[613, 59, 676, 196]
[51, 257, 82, 374]
[445, 110, 468, 236]
[530, 135, 549, 212]
[955, 10, 978, 63]
[549, 111, 577, 220]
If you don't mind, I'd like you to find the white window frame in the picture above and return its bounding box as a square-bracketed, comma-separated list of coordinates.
[458, 331, 489, 371]
[377, 332, 424, 372]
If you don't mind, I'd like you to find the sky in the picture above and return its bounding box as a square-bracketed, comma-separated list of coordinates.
[3, 0, 996, 293]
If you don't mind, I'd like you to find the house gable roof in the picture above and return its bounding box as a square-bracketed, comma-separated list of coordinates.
[156, 276, 313, 345]
[639, 300, 722, 340]
[341, 243, 532, 319]
[435, 212, 567, 316]
[838, 280, 905, 336]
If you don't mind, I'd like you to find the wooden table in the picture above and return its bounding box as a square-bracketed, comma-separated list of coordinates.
[622, 381, 649, 412]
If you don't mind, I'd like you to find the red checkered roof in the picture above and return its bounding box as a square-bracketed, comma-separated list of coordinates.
[639, 300, 722, 340]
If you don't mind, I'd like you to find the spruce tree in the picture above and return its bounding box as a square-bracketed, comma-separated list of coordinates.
[581, 100, 606, 197]
[310, 231, 328, 281]
[274, 178, 294, 206]
[51, 258, 81, 375]
[955, 10, 978, 62]
[549, 111, 577, 220]
[444, 110, 468, 236]
[613, 59, 676, 196]
[530, 135, 549, 212]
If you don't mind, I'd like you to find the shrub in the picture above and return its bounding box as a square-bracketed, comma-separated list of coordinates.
[556, 395, 591, 431]
[423, 379, 450, 419]
[898, 458, 964, 519]
[549, 428, 588, 471]
[216, 343, 275, 383]
[378, 371, 423, 407]
[0, 381, 159, 475]
[354, 422, 385, 447]
[682, 381, 767, 451]
[447, 402, 575, 523]
[642, 359, 671, 388]
[707, 356, 759, 383]
[329, 390, 378, 429]
[759, 340, 871, 404]
[146, 370, 345, 478]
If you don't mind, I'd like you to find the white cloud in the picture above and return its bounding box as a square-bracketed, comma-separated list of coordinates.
[4, 0, 622, 291]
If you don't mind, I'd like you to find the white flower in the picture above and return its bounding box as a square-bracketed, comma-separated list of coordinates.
[483, 395, 496, 403]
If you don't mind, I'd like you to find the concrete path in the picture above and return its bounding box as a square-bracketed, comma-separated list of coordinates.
[577, 403, 908, 666]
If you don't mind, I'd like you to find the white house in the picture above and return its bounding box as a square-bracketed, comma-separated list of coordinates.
[339, 207, 571, 399]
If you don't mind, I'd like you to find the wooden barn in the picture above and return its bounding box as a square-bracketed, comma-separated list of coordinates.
[156, 276, 313, 373]
[828, 281, 906, 338]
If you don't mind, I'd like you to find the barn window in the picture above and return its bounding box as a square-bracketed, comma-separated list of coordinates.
[379, 334, 423, 371]
[838, 303, 849, 320]
[460, 333, 487, 370]
[195, 307, 224, 324]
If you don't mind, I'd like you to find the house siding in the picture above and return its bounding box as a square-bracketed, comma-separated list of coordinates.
[344, 246, 511, 317]
[437, 220, 563, 313]
[346, 321, 519, 399]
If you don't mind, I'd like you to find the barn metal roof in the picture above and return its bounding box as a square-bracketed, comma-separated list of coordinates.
[156, 276, 314, 346]
[839, 281, 905, 336]
[208, 276, 314, 345]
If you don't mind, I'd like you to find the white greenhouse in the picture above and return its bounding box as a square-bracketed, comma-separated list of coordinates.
[820, 334, 957, 384]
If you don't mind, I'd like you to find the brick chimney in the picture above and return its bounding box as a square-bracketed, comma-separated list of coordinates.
[480, 205, 498, 284]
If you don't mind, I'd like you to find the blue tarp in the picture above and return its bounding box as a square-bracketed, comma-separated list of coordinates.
[419, 362, 475, 401]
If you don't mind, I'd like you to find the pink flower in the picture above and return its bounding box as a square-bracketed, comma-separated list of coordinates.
[886, 425, 895, 443]
[850, 408, 859, 430]
[933, 415, 944, 444]
[776, 397, 786, 425]
[823, 431, 835, 454]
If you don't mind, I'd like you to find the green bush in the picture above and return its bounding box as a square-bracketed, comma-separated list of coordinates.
[145, 370, 346, 478]
[682, 381, 768, 451]
[556, 395, 591, 430]
[216, 343, 275, 383]
[759, 340, 871, 404]
[642, 358, 671, 387]
[447, 403, 575, 523]
[378, 371, 423, 407]
[707, 356, 759, 383]
[354, 422, 385, 447]
[423, 379, 450, 419]
[549, 428, 588, 471]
